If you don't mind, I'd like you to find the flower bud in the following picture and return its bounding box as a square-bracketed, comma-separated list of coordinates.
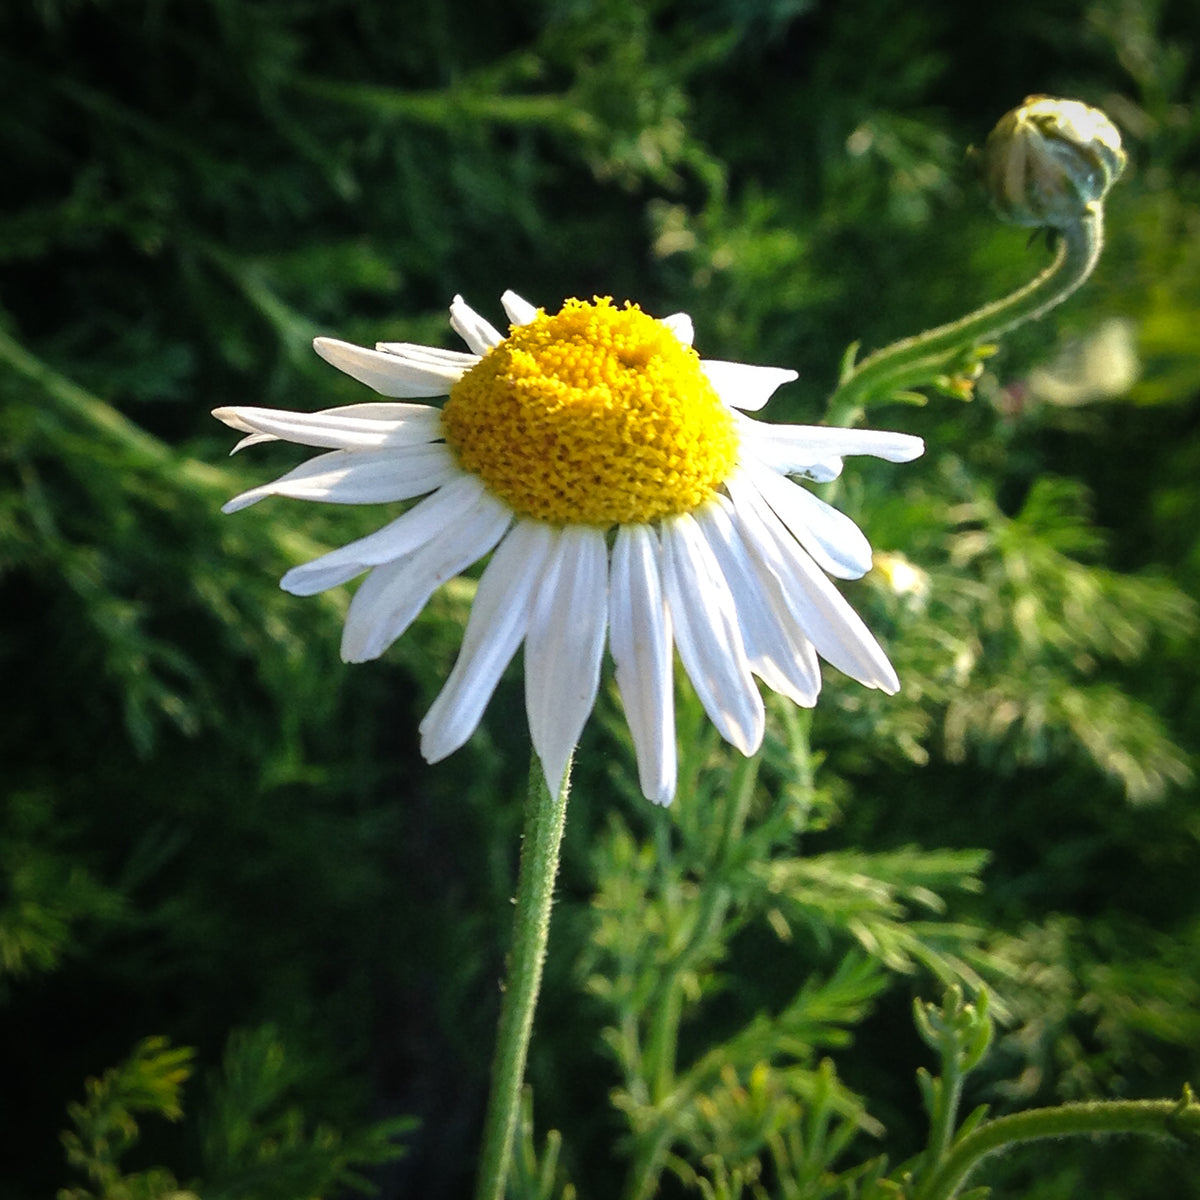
[981, 96, 1126, 228]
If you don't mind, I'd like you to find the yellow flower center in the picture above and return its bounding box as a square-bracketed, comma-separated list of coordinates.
[441, 297, 739, 527]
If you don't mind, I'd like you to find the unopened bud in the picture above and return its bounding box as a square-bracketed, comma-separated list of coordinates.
[982, 96, 1126, 228]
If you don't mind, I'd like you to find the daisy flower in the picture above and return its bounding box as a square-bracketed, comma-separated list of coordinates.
[215, 292, 923, 803]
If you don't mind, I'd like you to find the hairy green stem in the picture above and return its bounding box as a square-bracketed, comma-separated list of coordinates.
[917, 1095, 1200, 1200]
[474, 755, 571, 1200]
[829, 207, 1104, 423]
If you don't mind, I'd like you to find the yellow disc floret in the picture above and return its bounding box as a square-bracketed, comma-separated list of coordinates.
[441, 297, 739, 527]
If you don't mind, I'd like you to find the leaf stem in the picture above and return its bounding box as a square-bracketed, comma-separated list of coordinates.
[917, 1093, 1200, 1200]
[474, 754, 571, 1200]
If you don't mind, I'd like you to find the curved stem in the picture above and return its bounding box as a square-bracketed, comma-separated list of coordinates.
[474, 754, 572, 1200]
[917, 1095, 1200, 1200]
[829, 206, 1104, 421]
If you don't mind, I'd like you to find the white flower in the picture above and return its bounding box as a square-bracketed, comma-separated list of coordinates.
[215, 292, 923, 803]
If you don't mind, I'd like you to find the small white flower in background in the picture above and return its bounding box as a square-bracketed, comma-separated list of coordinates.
[215, 292, 923, 803]
[873, 551, 931, 608]
[1027, 317, 1138, 407]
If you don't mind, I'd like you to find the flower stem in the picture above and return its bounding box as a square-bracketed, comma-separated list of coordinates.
[828, 206, 1104, 422]
[917, 1093, 1200, 1200]
[474, 754, 571, 1200]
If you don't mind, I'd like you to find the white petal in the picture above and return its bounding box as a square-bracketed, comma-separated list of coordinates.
[702, 360, 798, 412]
[737, 414, 925, 466]
[215, 402, 399, 436]
[313, 337, 466, 397]
[793, 458, 844, 484]
[419, 520, 556, 764]
[728, 482, 900, 692]
[501, 290, 539, 327]
[222, 443, 459, 513]
[449, 294, 504, 355]
[660, 513, 764, 756]
[340, 496, 512, 663]
[229, 431, 286, 453]
[524, 526, 608, 794]
[693, 498, 821, 706]
[214, 403, 443, 452]
[609, 525, 677, 805]
[661, 312, 694, 346]
[738, 437, 845, 483]
[280, 472, 488, 596]
[374, 341, 478, 370]
[741, 463, 874, 580]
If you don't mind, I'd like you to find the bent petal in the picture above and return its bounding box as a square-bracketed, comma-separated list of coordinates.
[222, 443, 459, 513]
[501, 290, 539, 327]
[737, 415, 925, 469]
[419, 520, 556, 764]
[660, 512, 764, 756]
[313, 337, 468, 397]
[736, 434, 844, 483]
[374, 341, 478, 369]
[281, 473, 489, 595]
[450, 294, 505, 355]
[702, 360, 798, 412]
[340, 494, 512, 663]
[524, 526, 608, 794]
[214, 402, 443, 453]
[737, 464, 874, 580]
[729, 483, 900, 692]
[661, 312, 694, 346]
[610, 524, 676, 804]
[694, 497, 821, 706]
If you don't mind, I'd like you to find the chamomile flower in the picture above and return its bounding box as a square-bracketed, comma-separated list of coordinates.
[215, 292, 923, 802]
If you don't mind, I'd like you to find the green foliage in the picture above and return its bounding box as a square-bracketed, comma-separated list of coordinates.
[862, 465, 1197, 802]
[58, 1036, 198, 1200]
[509, 1089, 577, 1200]
[57, 1031, 413, 1200]
[573, 698, 1000, 1198]
[2, 0, 1199, 1197]
[0, 789, 125, 983]
[198, 1026, 415, 1200]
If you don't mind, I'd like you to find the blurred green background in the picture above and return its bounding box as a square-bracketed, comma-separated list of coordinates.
[2, 0, 1199, 1197]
